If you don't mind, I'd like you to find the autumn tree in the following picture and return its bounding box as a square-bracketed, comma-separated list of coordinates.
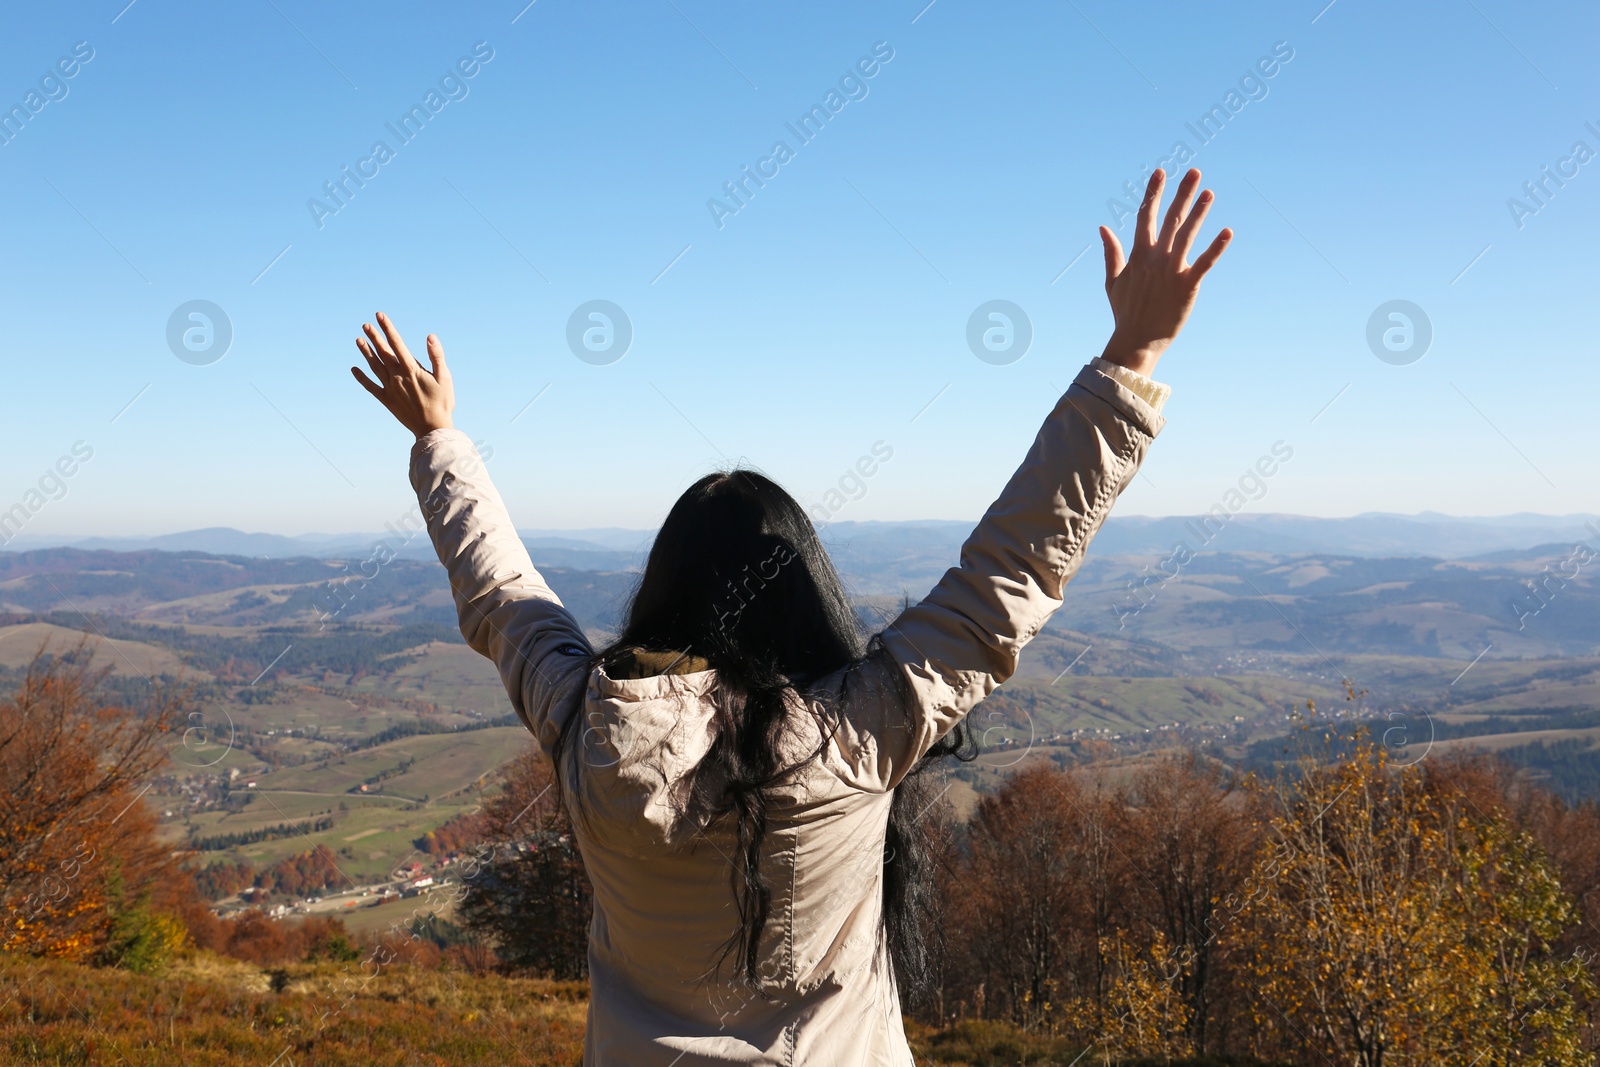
[1115, 752, 1259, 1053]
[1060, 928, 1194, 1060]
[1233, 732, 1593, 1065]
[944, 764, 1131, 1030]
[415, 809, 488, 855]
[190, 859, 256, 903]
[457, 743, 592, 979]
[261, 846, 347, 898]
[900, 781, 964, 1020]
[0, 646, 184, 963]
[198, 909, 361, 965]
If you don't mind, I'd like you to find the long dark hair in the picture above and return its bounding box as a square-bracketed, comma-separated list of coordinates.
[555, 469, 969, 996]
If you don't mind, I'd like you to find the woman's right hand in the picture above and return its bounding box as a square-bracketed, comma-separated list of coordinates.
[351, 311, 456, 439]
[1097, 167, 1231, 378]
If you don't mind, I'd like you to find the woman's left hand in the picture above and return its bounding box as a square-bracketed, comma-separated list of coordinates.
[1097, 167, 1231, 378]
[351, 311, 455, 437]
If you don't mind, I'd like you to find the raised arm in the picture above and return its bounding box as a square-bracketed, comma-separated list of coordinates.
[818, 167, 1231, 791]
[351, 313, 591, 757]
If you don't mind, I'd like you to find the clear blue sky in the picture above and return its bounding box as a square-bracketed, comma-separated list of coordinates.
[3, 0, 1595, 537]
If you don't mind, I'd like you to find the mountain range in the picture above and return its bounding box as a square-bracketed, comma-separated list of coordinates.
[9, 513, 1598, 599]
[12, 511, 1600, 572]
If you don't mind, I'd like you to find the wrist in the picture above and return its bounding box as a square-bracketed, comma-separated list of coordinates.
[1099, 335, 1167, 378]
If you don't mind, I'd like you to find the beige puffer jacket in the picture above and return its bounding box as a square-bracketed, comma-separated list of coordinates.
[409, 358, 1168, 1065]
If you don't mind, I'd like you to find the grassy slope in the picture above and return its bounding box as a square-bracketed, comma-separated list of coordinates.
[0, 622, 199, 677]
[258, 726, 527, 800]
[0, 953, 1289, 1067]
[0, 953, 587, 1067]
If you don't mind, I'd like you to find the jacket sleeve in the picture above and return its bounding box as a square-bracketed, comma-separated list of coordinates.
[409, 429, 592, 758]
[815, 359, 1166, 792]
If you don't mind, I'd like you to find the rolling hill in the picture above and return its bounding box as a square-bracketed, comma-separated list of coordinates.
[0, 527, 1595, 909]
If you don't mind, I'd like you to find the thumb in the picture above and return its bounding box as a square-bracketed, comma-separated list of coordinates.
[425, 334, 448, 381]
[1099, 226, 1125, 293]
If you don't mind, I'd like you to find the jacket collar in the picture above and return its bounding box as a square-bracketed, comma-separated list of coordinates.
[603, 647, 711, 678]
[593, 647, 717, 701]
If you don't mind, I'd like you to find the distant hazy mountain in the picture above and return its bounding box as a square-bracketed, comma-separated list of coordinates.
[14, 527, 651, 570]
[813, 515, 1600, 597]
[522, 528, 655, 551]
[8, 515, 1597, 585]
[3, 540, 1595, 661]
[58, 528, 363, 558]
[1092, 513, 1600, 559]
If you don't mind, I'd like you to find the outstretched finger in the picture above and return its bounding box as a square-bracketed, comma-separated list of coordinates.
[1190, 227, 1233, 280]
[361, 323, 397, 368]
[1135, 169, 1166, 249]
[1099, 226, 1126, 292]
[1172, 190, 1215, 262]
[351, 365, 389, 404]
[375, 312, 417, 374]
[356, 336, 388, 378]
[1158, 169, 1202, 252]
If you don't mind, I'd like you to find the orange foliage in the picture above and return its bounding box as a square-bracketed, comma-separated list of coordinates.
[0, 646, 182, 960]
[416, 809, 490, 855]
[457, 743, 591, 979]
[263, 846, 348, 898]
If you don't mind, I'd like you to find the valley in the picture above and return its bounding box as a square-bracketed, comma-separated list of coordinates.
[2, 527, 1596, 920]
